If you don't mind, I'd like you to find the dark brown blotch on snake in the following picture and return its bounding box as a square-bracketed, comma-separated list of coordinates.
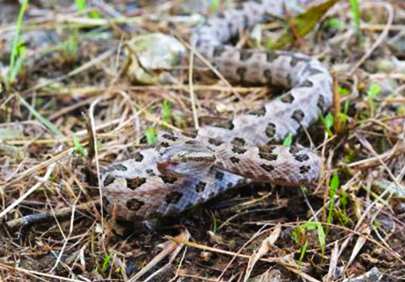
[133, 152, 144, 162]
[127, 177, 147, 190]
[195, 181, 207, 192]
[165, 191, 183, 205]
[126, 199, 145, 211]
[265, 123, 277, 138]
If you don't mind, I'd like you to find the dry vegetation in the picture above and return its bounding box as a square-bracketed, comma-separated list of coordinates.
[1, 0, 405, 281]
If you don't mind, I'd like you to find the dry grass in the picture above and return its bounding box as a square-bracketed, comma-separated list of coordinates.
[1, 0, 405, 281]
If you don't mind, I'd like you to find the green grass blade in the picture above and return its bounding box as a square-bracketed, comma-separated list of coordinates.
[319, 112, 334, 137]
[145, 127, 158, 145]
[209, 0, 220, 13]
[73, 136, 85, 155]
[74, 0, 87, 11]
[162, 101, 171, 123]
[282, 132, 293, 147]
[298, 239, 309, 267]
[327, 172, 339, 226]
[316, 223, 326, 257]
[349, 0, 361, 40]
[101, 254, 111, 274]
[19, 96, 65, 138]
[7, 0, 29, 84]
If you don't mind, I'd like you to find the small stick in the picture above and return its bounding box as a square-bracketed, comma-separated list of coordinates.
[4, 200, 100, 228]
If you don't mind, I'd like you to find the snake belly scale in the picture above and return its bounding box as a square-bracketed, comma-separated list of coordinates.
[101, 0, 333, 222]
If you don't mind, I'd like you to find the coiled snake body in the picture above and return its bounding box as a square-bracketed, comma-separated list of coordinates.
[101, 0, 333, 222]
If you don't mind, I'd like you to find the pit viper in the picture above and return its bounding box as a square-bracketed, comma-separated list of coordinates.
[101, 0, 333, 222]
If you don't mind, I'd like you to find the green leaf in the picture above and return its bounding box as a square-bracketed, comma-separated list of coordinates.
[344, 148, 356, 163]
[266, 36, 273, 51]
[271, 0, 339, 50]
[75, 0, 101, 18]
[373, 220, 381, 228]
[339, 190, 349, 207]
[16, 42, 27, 57]
[367, 83, 381, 101]
[162, 101, 171, 123]
[75, 0, 87, 11]
[302, 222, 318, 230]
[339, 86, 349, 96]
[325, 18, 345, 30]
[349, 0, 361, 39]
[89, 11, 102, 19]
[320, 112, 334, 137]
[325, 112, 334, 129]
[101, 255, 111, 274]
[336, 208, 353, 227]
[209, 0, 220, 13]
[282, 132, 293, 147]
[301, 222, 326, 256]
[97, 139, 102, 150]
[343, 100, 350, 115]
[327, 172, 339, 225]
[298, 240, 309, 266]
[66, 34, 79, 59]
[330, 171, 339, 190]
[397, 105, 405, 116]
[8, 56, 25, 83]
[145, 127, 158, 145]
[291, 225, 303, 244]
[339, 113, 349, 122]
[316, 223, 326, 256]
[73, 136, 84, 155]
[7, 0, 29, 84]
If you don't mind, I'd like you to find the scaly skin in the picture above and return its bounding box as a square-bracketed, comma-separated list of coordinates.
[101, 0, 333, 222]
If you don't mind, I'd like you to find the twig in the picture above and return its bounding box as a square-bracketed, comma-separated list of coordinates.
[88, 97, 105, 251]
[4, 200, 100, 228]
[188, 41, 199, 129]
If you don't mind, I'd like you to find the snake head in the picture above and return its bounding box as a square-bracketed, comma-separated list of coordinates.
[157, 150, 216, 177]
[157, 137, 217, 177]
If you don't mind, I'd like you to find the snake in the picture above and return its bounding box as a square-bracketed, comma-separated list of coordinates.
[100, 0, 333, 222]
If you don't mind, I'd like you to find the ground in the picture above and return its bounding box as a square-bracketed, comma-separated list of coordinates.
[1, 0, 405, 281]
